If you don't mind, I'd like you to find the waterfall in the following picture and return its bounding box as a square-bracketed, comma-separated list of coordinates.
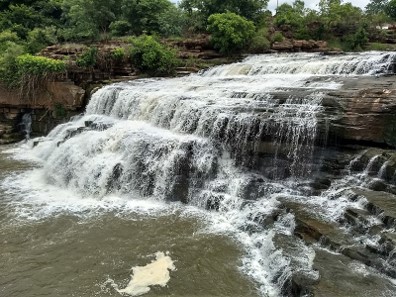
[20, 113, 32, 140]
[8, 52, 396, 296]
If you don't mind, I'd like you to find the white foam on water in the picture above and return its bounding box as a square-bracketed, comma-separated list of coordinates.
[1, 167, 171, 222]
[115, 252, 176, 296]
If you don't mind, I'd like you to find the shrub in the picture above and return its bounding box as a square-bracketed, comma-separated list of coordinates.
[16, 54, 66, 75]
[110, 20, 132, 37]
[249, 28, 271, 53]
[76, 47, 98, 68]
[0, 30, 20, 44]
[0, 43, 26, 87]
[111, 47, 126, 62]
[272, 31, 284, 43]
[27, 27, 58, 54]
[0, 54, 66, 99]
[207, 12, 255, 55]
[129, 35, 178, 76]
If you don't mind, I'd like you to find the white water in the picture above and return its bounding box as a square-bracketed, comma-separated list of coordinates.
[2, 52, 396, 296]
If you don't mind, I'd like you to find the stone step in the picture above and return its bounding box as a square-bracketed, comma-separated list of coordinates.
[312, 248, 396, 297]
[352, 188, 396, 228]
[278, 198, 396, 278]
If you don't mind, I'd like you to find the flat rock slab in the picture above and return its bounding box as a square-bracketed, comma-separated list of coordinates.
[312, 248, 396, 297]
[279, 199, 354, 249]
[352, 188, 396, 226]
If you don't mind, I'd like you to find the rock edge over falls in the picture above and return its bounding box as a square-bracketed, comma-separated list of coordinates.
[4, 52, 396, 297]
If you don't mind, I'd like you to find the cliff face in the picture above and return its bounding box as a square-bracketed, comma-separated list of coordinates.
[324, 76, 396, 148]
[0, 80, 85, 143]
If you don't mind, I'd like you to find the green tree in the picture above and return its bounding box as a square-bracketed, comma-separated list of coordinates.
[386, 0, 396, 19]
[121, 0, 177, 35]
[0, 4, 45, 39]
[366, 0, 389, 14]
[129, 35, 178, 76]
[181, 0, 268, 31]
[207, 12, 255, 55]
[249, 27, 270, 53]
[61, 0, 120, 40]
[275, 0, 307, 39]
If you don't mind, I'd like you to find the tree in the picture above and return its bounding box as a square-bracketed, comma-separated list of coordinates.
[61, 0, 120, 40]
[366, 0, 389, 14]
[275, 1, 307, 39]
[121, 0, 177, 35]
[129, 35, 178, 76]
[0, 4, 45, 39]
[180, 0, 269, 31]
[386, 0, 396, 20]
[207, 12, 255, 55]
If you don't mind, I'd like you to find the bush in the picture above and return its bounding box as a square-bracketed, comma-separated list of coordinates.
[0, 43, 26, 87]
[16, 54, 66, 75]
[249, 28, 271, 53]
[109, 20, 132, 36]
[207, 12, 255, 55]
[27, 27, 58, 53]
[0, 30, 20, 44]
[272, 31, 284, 43]
[129, 35, 178, 76]
[111, 47, 126, 62]
[76, 47, 98, 68]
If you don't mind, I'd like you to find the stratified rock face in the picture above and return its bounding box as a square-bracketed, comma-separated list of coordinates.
[0, 81, 85, 141]
[323, 76, 396, 148]
[272, 39, 330, 52]
[0, 81, 85, 109]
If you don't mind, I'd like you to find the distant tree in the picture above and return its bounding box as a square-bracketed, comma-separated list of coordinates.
[207, 12, 255, 55]
[275, 0, 307, 39]
[61, 0, 120, 40]
[0, 4, 45, 39]
[121, 0, 178, 35]
[366, 0, 389, 14]
[386, 0, 396, 20]
[180, 0, 269, 31]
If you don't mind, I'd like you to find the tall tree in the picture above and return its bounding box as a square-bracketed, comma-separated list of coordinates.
[120, 0, 177, 35]
[61, 0, 120, 40]
[180, 0, 269, 31]
[386, 0, 396, 19]
[366, 0, 389, 14]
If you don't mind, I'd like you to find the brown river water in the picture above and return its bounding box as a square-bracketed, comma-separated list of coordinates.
[0, 145, 258, 297]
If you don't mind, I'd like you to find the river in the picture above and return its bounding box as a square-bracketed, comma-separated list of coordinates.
[1, 52, 396, 297]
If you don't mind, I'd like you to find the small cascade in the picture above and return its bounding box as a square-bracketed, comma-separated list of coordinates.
[379, 161, 391, 179]
[202, 52, 396, 77]
[20, 113, 32, 140]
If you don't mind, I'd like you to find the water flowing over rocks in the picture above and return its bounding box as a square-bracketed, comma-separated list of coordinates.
[6, 52, 396, 296]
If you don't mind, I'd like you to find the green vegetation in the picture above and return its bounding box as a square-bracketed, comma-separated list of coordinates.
[129, 35, 178, 76]
[207, 12, 255, 54]
[249, 28, 271, 53]
[0, 0, 395, 92]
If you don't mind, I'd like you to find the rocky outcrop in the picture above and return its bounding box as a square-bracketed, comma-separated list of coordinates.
[323, 76, 396, 148]
[271, 39, 338, 53]
[0, 80, 85, 141]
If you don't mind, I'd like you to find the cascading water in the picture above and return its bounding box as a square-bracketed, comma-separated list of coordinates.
[2, 52, 396, 297]
[20, 113, 32, 140]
